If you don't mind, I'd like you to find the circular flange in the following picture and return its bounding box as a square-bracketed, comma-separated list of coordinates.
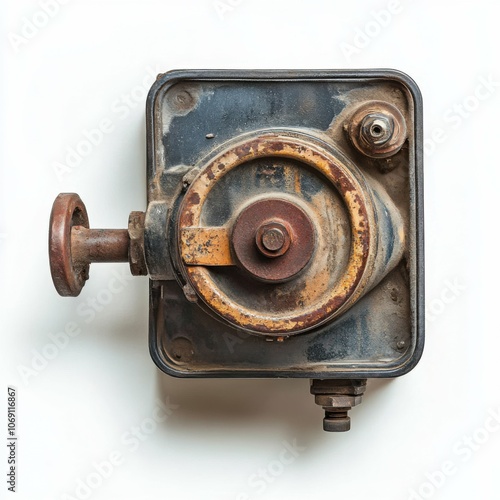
[178, 132, 374, 335]
[49, 193, 90, 297]
[347, 101, 407, 158]
[232, 199, 315, 283]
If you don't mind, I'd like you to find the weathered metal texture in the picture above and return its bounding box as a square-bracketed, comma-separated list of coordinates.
[347, 100, 407, 158]
[49, 193, 90, 297]
[144, 200, 173, 280]
[141, 69, 423, 381]
[71, 228, 129, 263]
[177, 131, 404, 335]
[180, 227, 233, 266]
[128, 211, 148, 276]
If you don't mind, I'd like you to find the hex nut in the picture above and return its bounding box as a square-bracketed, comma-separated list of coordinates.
[315, 395, 363, 408]
[310, 379, 367, 396]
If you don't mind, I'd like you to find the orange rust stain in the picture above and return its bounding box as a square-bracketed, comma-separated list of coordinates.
[294, 170, 301, 194]
[181, 227, 233, 266]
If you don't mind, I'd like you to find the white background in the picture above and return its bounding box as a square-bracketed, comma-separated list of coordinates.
[1, 1, 499, 499]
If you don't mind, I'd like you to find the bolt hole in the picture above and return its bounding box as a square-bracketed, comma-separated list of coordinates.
[371, 125, 382, 136]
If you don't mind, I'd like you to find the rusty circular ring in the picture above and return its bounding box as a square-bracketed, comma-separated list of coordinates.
[232, 199, 315, 282]
[178, 132, 373, 335]
[49, 193, 90, 296]
[347, 101, 407, 158]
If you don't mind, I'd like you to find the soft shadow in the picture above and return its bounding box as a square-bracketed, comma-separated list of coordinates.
[156, 371, 326, 446]
[155, 372, 397, 448]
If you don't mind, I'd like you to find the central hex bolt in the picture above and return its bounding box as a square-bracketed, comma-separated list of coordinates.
[361, 113, 394, 146]
[262, 227, 285, 251]
[255, 221, 291, 258]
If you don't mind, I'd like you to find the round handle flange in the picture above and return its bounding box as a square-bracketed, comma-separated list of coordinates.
[49, 193, 90, 297]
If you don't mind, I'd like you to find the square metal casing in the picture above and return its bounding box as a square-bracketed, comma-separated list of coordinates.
[146, 69, 424, 379]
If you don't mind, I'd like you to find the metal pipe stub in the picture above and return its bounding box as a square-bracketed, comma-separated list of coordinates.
[70, 227, 129, 264]
[310, 379, 367, 432]
[49, 193, 146, 297]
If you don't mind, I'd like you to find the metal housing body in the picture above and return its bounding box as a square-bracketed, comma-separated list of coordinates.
[144, 70, 424, 380]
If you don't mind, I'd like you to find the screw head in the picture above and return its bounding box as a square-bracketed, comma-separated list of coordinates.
[171, 337, 195, 363]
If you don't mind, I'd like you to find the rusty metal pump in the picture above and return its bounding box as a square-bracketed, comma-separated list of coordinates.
[49, 70, 424, 432]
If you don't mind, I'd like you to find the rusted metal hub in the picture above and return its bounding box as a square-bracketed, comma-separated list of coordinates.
[232, 199, 315, 282]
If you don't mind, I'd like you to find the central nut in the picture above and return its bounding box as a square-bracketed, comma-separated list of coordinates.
[361, 114, 393, 146]
[256, 222, 291, 257]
